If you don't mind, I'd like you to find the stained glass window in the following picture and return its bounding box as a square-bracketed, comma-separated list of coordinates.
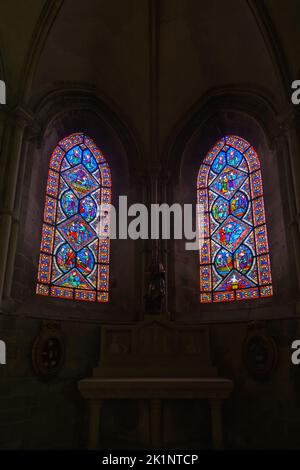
[198, 135, 272, 303]
[36, 133, 111, 302]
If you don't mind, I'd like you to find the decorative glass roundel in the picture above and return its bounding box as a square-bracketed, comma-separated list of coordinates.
[66, 145, 82, 166]
[61, 190, 78, 218]
[83, 149, 98, 173]
[212, 197, 229, 224]
[211, 151, 226, 174]
[76, 247, 95, 275]
[198, 135, 272, 303]
[234, 245, 253, 275]
[79, 196, 97, 222]
[230, 191, 248, 219]
[214, 248, 233, 277]
[56, 243, 75, 273]
[36, 133, 111, 303]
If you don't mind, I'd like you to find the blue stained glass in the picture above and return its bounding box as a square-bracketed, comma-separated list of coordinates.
[76, 247, 95, 275]
[62, 165, 98, 198]
[37, 133, 112, 303]
[210, 166, 246, 200]
[239, 158, 248, 173]
[66, 145, 82, 166]
[212, 215, 251, 253]
[226, 147, 243, 167]
[211, 196, 229, 224]
[79, 196, 97, 222]
[234, 244, 253, 274]
[56, 268, 92, 289]
[83, 149, 98, 173]
[61, 190, 78, 217]
[198, 135, 273, 303]
[230, 191, 248, 218]
[56, 243, 75, 273]
[58, 215, 97, 252]
[214, 248, 233, 276]
[217, 270, 255, 291]
[211, 151, 226, 174]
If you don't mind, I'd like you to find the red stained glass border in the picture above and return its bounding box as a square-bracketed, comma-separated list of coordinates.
[37, 133, 111, 303]
[198, 135, 272, 304]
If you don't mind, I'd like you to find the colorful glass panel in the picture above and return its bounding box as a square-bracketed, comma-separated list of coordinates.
[198, 135, 272, 303]
[37, 132, 111, 302]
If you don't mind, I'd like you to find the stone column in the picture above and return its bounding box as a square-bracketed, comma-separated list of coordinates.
[3, 135, 33, 299]
[0, 107, 33, 304]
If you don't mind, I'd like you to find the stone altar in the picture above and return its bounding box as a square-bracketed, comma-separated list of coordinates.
[78, 315, 233, 449]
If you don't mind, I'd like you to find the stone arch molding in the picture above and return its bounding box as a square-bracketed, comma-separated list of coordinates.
[30, 86, 145, 180]
[162, 87, 297, 319]
[6, 87, 144, 319]
[162, 86, 281, 180]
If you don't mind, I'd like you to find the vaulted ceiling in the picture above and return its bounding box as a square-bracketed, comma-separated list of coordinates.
[0, 0, 299, 154]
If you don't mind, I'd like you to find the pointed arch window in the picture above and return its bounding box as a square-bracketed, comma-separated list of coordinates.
[198, 135, 272, 303]
[36, 133, 111, 302]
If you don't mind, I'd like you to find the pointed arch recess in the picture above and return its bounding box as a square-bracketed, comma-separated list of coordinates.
[198, 135, 272, 303]
[36, 132, 111, 302]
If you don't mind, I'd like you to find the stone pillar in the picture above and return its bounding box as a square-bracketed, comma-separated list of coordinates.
[3, 136, 31, 299]
[0, 107, 33, 304]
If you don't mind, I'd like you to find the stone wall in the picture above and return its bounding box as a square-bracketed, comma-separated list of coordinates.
[0, 314, 99, 449]
[1, 313, 300, 449]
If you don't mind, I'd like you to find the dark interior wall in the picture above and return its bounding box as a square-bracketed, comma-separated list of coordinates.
[1, 314, 300, 449]
[0, 314, 99, 449]
[213, 319, 300, 449]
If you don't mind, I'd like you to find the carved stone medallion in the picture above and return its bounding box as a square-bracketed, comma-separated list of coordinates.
[32, 321, 65, 379]
[243, 321, 277, 380]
